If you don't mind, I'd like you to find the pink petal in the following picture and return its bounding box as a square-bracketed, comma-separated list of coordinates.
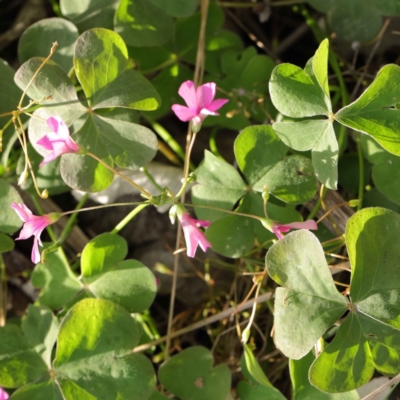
[178, 81, 197, 111]
[272, 226, 284, 240]
[195, 219, 210, 228]
[11, 203, 33, 222]
[47, 116, 70, 139]
[282, 220, 318, 231]
[0, 387, 9, 400]
[171, 104, 196, 122]
[196, 82, 216, 110]
[206, 98, 229, 112]
[31, 235, 41, 264]
[39, 153, 57, 167]
[37, 135, 54, 150]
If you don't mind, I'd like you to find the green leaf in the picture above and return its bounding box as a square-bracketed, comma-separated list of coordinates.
[237, 382, 286, 400]
[309, 208, 400, 392]
[0, 233, 14, 253]
[115, 0, 173, 47]
[269, 62, 330, 118]
[0, 59, 22, 128]
[312, 122, 338, 190]
[307, 0, 336, 13]
[253, 155, 317, 203]
[0, 324, 48, 388]
[31, 251, 82, 310]
[243, 344, 275, 388]
[312, 39, 330, 99]
[238, 348, 286, 400]
[291, 351, 359, 399]
[205, 211, 255, 258]
[265, 230, 348, 359]
[54, 298, 156, 399]
[16, 36, 159, 193]
[192, 150, 246, 222]
[148, 392, 170, 400]
[335, 64, 400, 156]
[18, 18, 79, 73]
[60, 0, 119, 31]
[309, 313, 375, 392]
[148, 0, 199, 17]
[158, 346, 231, 400]
[330, 1, 382, 43]
[206, 192, 303, 258]
[372, 158, 400, 205]
[74, 28, 161, 110]
[21, 305, 59, 368]
[0, 179, 23, 234]
[81, 233, 157, 313]
[11, 381, 63, 400]
[234, 125, 287, 186]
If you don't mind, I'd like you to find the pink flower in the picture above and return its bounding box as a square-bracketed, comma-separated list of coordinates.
[0, 387, 9, 400]
[179, 212, 212, 258]
[11, 203, 59, 264]
[171, 81, 228, 131]
[261, 219, 318, 240]
[37, 116, 79, 166]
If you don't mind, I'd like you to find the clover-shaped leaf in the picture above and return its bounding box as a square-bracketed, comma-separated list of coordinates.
[270, 39, 338, 189]
[307, 0, 400, 42]
[158, 346, 230, 400]
[266, 208, 400, 392]
[15, 28, 160, 192]
[0, 305, 58, 389]
[192, 126, 316, 222]
[53, 298, 156, 400]
[148, 0, 199, 18]
[33, 233, 156, 313]
[335, 64, 400, 157]
[31, 250, 82, 310]
[81, 233, 157, 313]
[266, 230, 348, 360]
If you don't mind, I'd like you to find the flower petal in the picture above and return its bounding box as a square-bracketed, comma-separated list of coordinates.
[196, 82, 216, 109]
[10, 202, 33, 222]
[47, 116, 70, 139]
[178, 80, 197, 111]
[206, 98, 229, 112]
[282, 220, 318, 231]
[171, 104, 196, 122]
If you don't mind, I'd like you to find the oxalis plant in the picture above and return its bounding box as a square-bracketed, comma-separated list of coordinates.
[1, 4, 400, 400]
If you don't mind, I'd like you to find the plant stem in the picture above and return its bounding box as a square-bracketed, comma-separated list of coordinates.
[111, 204, 149, 234]
[356, 134, 364, 210]
[134, 292, 273, 353]
[86, 151, 152, 199]
[140, 167, 164, 193]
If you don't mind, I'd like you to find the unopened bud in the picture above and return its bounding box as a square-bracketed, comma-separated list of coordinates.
[348, 199, 360, 208]
[262, 186, 269, 202]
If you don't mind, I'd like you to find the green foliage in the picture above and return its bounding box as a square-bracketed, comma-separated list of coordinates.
[18, 18, 79, 73]
[307, 0, 400, 42]
[270, 39, 338, 189]
[290, 351, 359, 399]
[266, 208, 400, 392]
[15, 28, 160, 193]
[192, 126, 316, 257]
[60, 0, 119, 31]
[237, 344, 286, 400]
[54, 298, 156, 399]
[158, 346, 231, 400]
[33, 234, 156, 313]
[0, 179, 23, 234]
